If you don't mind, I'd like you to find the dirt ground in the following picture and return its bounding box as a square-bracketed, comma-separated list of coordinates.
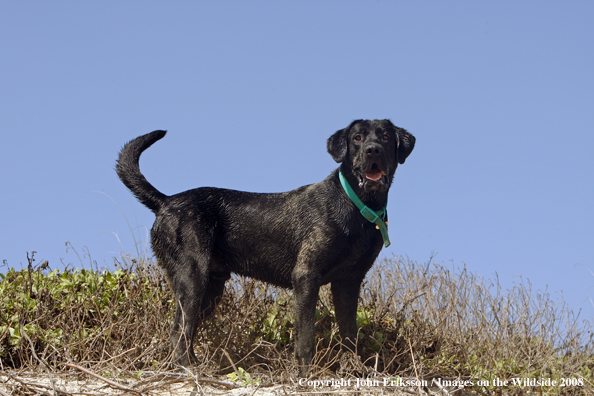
[0, 370, 484, 395]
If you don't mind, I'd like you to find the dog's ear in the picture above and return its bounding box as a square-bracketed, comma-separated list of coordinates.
[396, 128, 415, 164]
[327, 120, 363, 163]
[327, 127, 349, 163]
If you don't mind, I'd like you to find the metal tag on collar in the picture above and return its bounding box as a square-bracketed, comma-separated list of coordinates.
[375, 220, 390, 248]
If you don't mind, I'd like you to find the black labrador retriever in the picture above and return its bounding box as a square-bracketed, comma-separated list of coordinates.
[116, 119, 415, 376]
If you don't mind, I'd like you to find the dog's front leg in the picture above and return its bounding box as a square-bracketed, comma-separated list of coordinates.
[331, 278, 363, 354]
[292, 266, 321, 378]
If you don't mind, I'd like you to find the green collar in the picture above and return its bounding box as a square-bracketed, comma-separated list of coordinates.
[338, 170, 390, 247]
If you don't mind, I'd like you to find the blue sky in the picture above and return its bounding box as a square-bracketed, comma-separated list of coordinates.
[2, 2, 593, 320]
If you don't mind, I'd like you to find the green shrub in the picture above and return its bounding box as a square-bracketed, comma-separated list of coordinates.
[0, 256, 173, 369]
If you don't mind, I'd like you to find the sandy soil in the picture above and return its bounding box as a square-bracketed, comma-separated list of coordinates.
[0, 370, 482, 395]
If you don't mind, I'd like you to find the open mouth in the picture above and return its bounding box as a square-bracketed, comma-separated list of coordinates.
[365, 163, 384, 181]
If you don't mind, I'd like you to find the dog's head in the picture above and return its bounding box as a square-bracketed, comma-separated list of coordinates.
[327, 119, 415, 193]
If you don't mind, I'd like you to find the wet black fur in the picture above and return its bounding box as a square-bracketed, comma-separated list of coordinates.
[116, 120, 415, 376]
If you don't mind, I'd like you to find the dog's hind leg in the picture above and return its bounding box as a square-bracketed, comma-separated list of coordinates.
[167, 252, 212, 367]
[198, 272, 229, 320]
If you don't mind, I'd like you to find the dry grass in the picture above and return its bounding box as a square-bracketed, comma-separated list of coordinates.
[1, 251, 592, 395]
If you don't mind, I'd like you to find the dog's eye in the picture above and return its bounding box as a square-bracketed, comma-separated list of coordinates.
[382, 134, 389, 141]
[354, 135, 362, 142]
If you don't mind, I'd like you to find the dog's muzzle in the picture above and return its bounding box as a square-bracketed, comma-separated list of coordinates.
[357, 162, 389, 192]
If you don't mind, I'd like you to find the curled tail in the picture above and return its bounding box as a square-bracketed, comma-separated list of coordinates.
[116, 130, 168, 213]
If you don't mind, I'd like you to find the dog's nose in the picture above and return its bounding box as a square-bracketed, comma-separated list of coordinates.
[365, 143, 384, 156]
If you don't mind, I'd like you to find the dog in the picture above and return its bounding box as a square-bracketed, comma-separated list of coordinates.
[116, 119, 415, 376]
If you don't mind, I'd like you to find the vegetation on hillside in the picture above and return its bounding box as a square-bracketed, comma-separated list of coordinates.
[1, 251, 592, 395]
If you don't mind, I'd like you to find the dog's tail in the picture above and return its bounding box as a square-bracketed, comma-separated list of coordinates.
[116, 130, 168, 213]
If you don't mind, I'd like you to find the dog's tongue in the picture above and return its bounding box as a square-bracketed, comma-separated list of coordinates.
[365, 171, 383, 181]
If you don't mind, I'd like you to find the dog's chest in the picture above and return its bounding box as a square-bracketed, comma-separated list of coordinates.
[328, 229, 383, 272]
